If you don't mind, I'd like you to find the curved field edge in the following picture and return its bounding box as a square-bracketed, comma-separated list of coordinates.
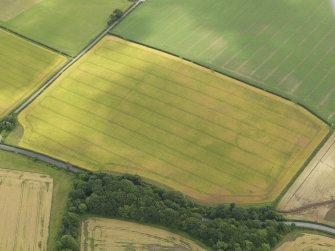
[14, 36, 329, 204]
[0, 28, 68, 119]
[0, 150, 73, 251]
[111, 0, 335, 124]
[81, 217, 208, 251]
[275, 229, 335, 251]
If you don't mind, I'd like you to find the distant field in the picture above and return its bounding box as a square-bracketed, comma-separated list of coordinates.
[0, 168, 53, 251]
[0, 0, 131, 56]
[278, 132, 335, 226]
[0, 28, 66, 118]
[15, 36, 328, 204]
[0, 150, 73, 251]
[112, 0, 335, 123]
[81, 218, 206, 251]
[0, 0, 41, 21]
[276, 233, 335, 251]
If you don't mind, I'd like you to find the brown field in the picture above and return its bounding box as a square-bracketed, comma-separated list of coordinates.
[81, 218, 207, 251]
[0, 168, 53, 251]
[278, 132, 335, 225]
[276, 233, 335, 251]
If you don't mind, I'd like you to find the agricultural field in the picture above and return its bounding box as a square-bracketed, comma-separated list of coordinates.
[276, 233, 335, 251]
[112, 0, 335, 123]
[0, 28, 67, 118]
[81, 218, 207, 251]
[0, 0, 132, 56]
[0, 0, 41, 21]
[13, 36, 328, 204]
[0, 168, 53, 251]
[278, 132, 335, 226]
[0, 150, 73, 251]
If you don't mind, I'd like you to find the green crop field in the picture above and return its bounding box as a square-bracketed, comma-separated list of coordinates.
[0, 28, 66, 118]
[14, 36, 328, 204]
[112, 0, 335, 124]
[0, 0, 131, 56]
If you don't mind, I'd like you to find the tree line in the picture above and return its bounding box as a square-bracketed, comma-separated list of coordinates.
[56, 172, 292, 251]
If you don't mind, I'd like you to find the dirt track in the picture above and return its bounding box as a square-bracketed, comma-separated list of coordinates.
[278, 132, 335, 226]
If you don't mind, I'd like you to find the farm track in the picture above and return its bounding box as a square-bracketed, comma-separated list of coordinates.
[280, 200, 335, 214]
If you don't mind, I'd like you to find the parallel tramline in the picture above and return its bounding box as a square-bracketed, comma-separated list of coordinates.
[15, 36, 328, 204]
[0, 28, 66, 117]
[112, 0, 335, 123]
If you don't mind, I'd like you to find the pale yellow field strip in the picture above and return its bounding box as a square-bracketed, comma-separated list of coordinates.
[0, 168, 53, 251]
[279, 132, 335, 211]
[81, 218, 207, 251]
[276, 233, 335, 251]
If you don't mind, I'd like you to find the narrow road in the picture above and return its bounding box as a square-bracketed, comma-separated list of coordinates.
[0, 144, 81, 172]
[284, 221, 335, 235]
[13, 0, 144, 114]
[1, 1, 145, 173]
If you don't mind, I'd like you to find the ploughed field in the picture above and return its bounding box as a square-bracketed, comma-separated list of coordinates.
[112, 0, 335, 123]
[15, 36, 328, 204]
[0, 28, 66, 117]
[0, 168, 53, 251]
[81, 218, 206, 251]
[0, 0, 131, 56]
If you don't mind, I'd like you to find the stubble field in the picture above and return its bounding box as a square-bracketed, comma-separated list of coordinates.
[112, 0, 335, 123]
[0, 0, 131, 56]
[276, 233, 335, 251]
[0, 168, 53, 251]
[0, 28, 67, 118]
[81, 218, 206, 251]
[278, 132, 335, 226]
[15, 36, 328, 204]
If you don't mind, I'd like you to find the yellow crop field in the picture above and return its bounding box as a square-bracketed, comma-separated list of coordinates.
[81, 218, 206, 251]
[0, 168, 53, 251]
[276, 233, 335, 251]
[15, 36, 328, 204]
[0, 28, 67, 118]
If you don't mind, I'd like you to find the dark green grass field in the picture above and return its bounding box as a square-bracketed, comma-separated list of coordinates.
[0, 0, 131, 56]
[112, 0, 335, 124]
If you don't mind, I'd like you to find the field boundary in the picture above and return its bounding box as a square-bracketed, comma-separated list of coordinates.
[0, 25, 70, 57]
[110, 34, 332, 128]
[7, 0, 144, 117]
[274, 128, 334, 208]
[0, 144, 82, 173]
